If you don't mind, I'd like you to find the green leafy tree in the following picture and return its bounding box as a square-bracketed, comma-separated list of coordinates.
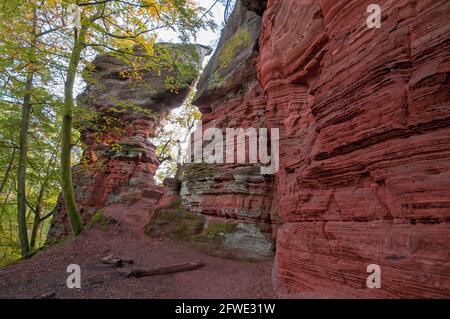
[0, 0, 65, 257]
[0, 0, 217, 262]
[153, 90, 201, 184]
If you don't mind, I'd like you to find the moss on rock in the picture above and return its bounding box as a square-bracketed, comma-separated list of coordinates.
[196, 220, 237, 242]
[144, 208, 205, 241]
[183, 163, 218, 181]
[87, 210, 115, 230]
[217, 29, 252, 70]
[144, 206, 274, 260]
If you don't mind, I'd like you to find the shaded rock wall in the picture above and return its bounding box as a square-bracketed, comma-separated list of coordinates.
[181, 0, 276, 259]
[188, 0, 450, 297]
[47, 45, 209, 241]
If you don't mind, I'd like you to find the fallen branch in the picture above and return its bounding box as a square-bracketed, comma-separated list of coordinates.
[123, 261, 205, 278]
[101, 254, 133, 267]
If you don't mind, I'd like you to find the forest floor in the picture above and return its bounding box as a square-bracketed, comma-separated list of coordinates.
[0, 197, 276, 299]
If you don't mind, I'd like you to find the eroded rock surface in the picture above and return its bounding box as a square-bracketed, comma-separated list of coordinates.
[47, 44, 209, 241]
[186, 0, 450, 297]
[45, 0, 450, 297]
[181, 0, 276, 259]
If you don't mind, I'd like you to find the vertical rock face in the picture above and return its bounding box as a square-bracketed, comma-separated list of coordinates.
[187, 0, 450, 297]
[180, 0, 276, 259]
[47, 44, 209, 241]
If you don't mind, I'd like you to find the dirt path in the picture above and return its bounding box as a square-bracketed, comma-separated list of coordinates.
[0, 198, 276, 299]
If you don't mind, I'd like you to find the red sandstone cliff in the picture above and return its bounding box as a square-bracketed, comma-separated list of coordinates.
[189, 0, 450, 298]
[180, 0, 276, 259]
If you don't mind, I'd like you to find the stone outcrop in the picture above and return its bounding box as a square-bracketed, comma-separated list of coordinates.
[180, 0, 276, 259]
[145, 202, 274, 260]
[47, 44, 210, 241]
[45, 0, 450, 297]
[185, 0, 450, 297]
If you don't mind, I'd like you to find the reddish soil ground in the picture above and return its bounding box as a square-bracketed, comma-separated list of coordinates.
[0, 198, 276, 299]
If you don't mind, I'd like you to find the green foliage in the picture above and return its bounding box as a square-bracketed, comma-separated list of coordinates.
[145, 208, 205, 241]
[0, 0, 218, 264]
[87, 210, 112, 230]
[0, 0, 80, 261]
[145, 207, 238, 256]
[217, 28, 251, 69]
[0, 92, 63, 266]
[152, 89, 202, 184]
[199, 221, 237, 242]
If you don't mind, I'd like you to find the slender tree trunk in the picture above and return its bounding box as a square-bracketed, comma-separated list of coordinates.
[30, 151, 56, 249]
[0, 147, 15, 194]
[17, 10, 38, 257]
[29, 184, 45, 249]
[0, 184, 13, 234]
[60, 25, 88, 236]
[17, 65, 34, 257]
[29, 210, 40, 250]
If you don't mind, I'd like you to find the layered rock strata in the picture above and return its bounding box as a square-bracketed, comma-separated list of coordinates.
[180, 0, 276, 259]
[186, 0, 450, 297]
[47, 45, 209, 241]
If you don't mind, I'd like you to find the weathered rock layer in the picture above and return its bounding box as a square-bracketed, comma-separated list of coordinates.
[181, 0, 276, 259]
[48, 45, 208, 241]
[188, 0, 450, 297]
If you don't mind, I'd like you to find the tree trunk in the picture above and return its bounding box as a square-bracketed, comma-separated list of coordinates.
[16, 9, 38, 257]
[124, 261, 205, 278]
[60, 25, 88, 236]
[29, 211, 40, 250]
[30, 152, 56, 249]
[29, 184, 44, 250]
[0, 147, 15, 194]
[17, 71, 33, 257]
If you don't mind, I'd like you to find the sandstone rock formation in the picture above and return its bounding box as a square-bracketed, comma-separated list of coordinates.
[186, 0, 450, 297]
[180, 0, 276, 259]
[47, 44, 210, 241]
[46, 0, 450, 298]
